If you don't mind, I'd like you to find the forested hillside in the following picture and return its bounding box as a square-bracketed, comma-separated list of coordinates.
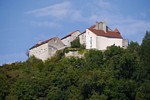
[0, 31, 150, 100]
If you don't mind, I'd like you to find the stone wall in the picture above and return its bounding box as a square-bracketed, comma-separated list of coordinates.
[65, 51, 84, 58]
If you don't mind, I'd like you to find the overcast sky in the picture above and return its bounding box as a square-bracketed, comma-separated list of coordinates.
[0, 0, 150, 65]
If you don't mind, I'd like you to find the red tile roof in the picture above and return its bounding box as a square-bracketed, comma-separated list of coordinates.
[29, 37, 58, 50]
[61, 30, 80, 40]
[88, 28, 123, 39]
[88, 22, 123, 39]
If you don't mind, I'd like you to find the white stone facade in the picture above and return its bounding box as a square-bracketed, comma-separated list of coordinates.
[29, 43, 50, 60]
[85, 28, 125, 50]
[122, 39, 129, 49]
[61, 30, 81, 47]
[79, 32, 86, 45]
[96, 36, 123, 50]
[29, 21, 128, 61]
[29, 37, 65, 60]
[84, 22, 128, 50]
[86, 29, 97, 49]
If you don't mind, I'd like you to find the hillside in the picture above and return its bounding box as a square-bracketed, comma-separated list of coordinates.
[0, 31, 150, 100]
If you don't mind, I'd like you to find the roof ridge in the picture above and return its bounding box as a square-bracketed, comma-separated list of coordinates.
[114, 28, 120, 33]
[29, 36, 59, 50]
[61, 30, 80, 40]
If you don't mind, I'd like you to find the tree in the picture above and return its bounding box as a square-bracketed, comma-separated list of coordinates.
[104, 46, 124, 60]
[104, 79, 136, 100]
[140, 31, 150, 80]
[71, 38, 81, 48]
[127, 41, 140, 54]
[0, 73, 8, 100]
[85, 49, 103, 68]
[1, 31, 150, 99]
[90, 91, 107, 100]
[136, 81, 150, 100]
[47, 87, 61, 100]
[8, 80, 35, 100]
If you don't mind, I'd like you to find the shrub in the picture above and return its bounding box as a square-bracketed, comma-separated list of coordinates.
[71, 38, 81, 48]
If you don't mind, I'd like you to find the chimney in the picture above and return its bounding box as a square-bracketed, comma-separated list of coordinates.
[96, 22, 99, 30]
[38, 40, 42, 44]
[103, 21, 106, 32]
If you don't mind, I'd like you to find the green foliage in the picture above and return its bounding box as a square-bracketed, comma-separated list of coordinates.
[136, 81, 150, 100]
[85, 49, 103, 68]
[71, 37, 81, 48]
[47, 87, 61, 100]
[65, 47, 79, 53]
[70, 37, 85, 49]
[140, 31, 150, 61]
[0, 73, 8, 100]
[90, 91, 107, 100]
[127, 41, 140, 54]
[140, 31, 150, 80]
[0, 31, 150, 100]
[104, 45, 124, 60]
[80, 44, 86, 49]
[8, 80, 35, 100]
[49, 49, 65, 62]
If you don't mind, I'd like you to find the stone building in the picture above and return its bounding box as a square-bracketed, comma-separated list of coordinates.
[80, 21, 128, 50]
[28, 21, 128, 60]
[29, 37, 65, 60]
[61, 30, 81, 47]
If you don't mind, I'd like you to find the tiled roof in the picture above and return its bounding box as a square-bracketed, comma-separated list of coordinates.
[61, 30, 80, 40]
[29, 37, 58, 50]
[88, 28, 123, 39]
[88, 21, 123, 39]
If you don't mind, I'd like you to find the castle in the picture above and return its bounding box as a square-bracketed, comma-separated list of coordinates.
[29, 21, 128, 60]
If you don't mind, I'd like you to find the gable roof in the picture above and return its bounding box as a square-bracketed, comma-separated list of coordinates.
[29, 37, 60, 50]
[114, 28, 119, 33]
[88, 21, 123, 39]
[78, 31, 86, 36]
[88, 28, 123, 39]
[61, 30, 80, 40]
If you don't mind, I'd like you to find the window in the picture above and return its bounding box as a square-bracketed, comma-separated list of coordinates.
[90, 37, 92, 48]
